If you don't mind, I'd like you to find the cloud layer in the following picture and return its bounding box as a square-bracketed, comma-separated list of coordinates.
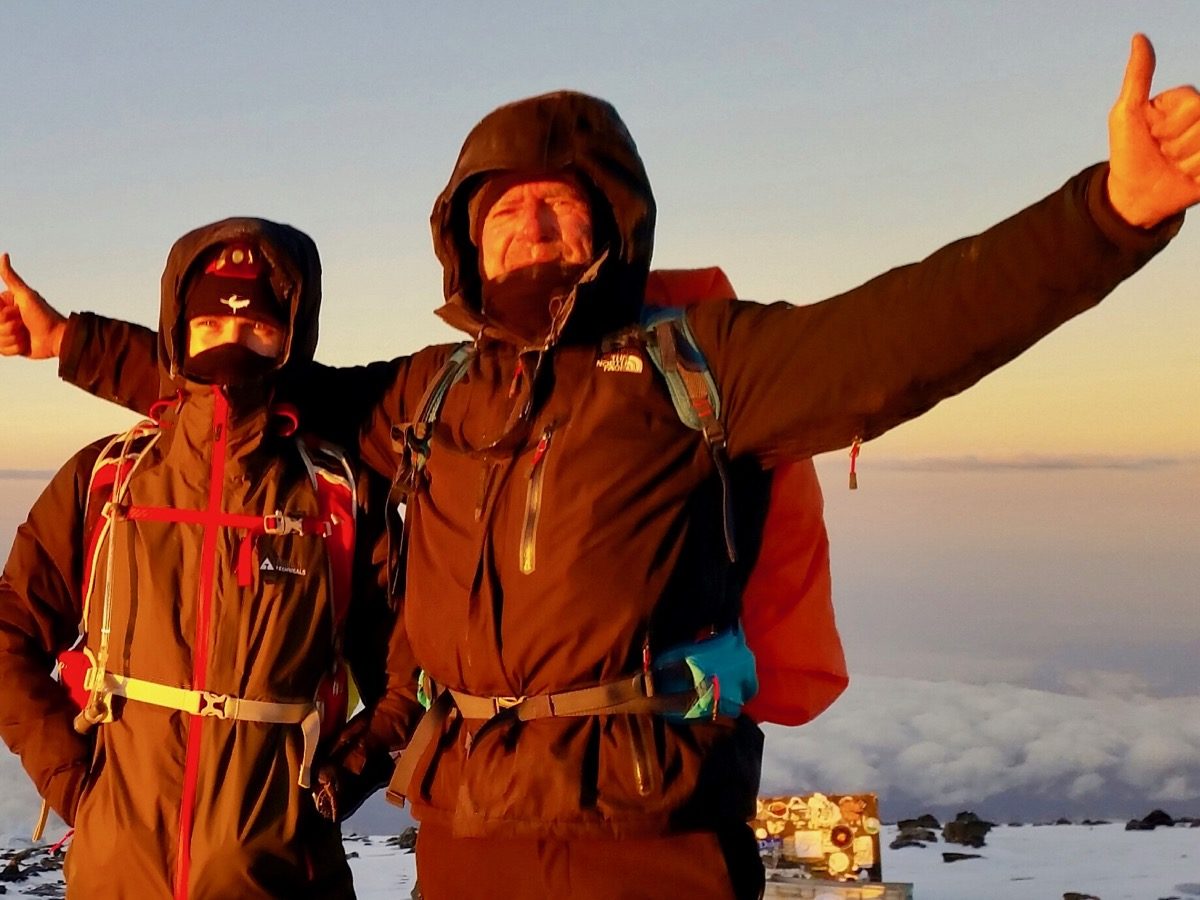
[867, 454, 1198, 473]
[761, 676, 1200, 822]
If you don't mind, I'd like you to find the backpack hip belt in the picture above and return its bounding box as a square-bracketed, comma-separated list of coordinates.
[446, 673, 685, 722]
[83, 666, 322, 788]
[386, 627, 757, 808]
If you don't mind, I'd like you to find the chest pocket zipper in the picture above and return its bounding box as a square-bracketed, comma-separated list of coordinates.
[519, 425, 555, 574]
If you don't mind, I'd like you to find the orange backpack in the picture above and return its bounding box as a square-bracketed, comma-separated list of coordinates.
[644, 267, 848, 726]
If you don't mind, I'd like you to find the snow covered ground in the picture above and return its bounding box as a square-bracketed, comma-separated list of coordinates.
[1, 822, 1195, 899]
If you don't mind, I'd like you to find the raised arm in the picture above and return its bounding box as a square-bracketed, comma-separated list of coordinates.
[699, 34, 1196, 464]
[0, 445, 103, 826]
[1, 254, 451, 479]
[698, 163, 1179, 464]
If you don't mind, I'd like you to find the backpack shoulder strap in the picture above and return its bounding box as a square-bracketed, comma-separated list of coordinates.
[640, 307, 737, 562]
[640, 306, 722, 435]
[384, 342, 475, 599]
[295, 437, 358, 631]
[389, 342, 475, 499]
[81, 422, 163, 627]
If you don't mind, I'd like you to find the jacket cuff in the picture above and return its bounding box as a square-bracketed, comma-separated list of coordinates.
[1085, 161, 1185, 250]
[56, 312, 97, 387]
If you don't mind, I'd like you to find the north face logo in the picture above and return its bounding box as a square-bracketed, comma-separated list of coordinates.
[260, 556, 306, 578]
[596, 351, 644, 374]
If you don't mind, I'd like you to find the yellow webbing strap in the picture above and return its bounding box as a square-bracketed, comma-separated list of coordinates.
[32, 799, 50, 842]
[87, 671, 321, 788]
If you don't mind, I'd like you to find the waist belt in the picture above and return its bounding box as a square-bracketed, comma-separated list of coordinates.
[386, 672, 695, 808]
[84, 669, 321, 788]
[448, 673, 677, 721]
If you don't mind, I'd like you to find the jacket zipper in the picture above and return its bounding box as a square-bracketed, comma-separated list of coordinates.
[518, 425, 554, 574]
[174, 388, 228, 900]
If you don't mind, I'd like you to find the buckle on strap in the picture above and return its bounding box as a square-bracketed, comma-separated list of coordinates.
[492, 695, 526, 713]
[197, 691, 234, 718]
[263, 511, 305, 535]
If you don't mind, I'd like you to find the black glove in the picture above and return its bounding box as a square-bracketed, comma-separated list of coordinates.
[311, 713, 396, 823]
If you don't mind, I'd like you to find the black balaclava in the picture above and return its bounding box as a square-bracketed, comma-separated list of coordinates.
[182, 242, 286, 387]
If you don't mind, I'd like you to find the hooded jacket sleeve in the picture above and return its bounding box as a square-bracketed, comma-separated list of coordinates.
[0, 444, 104, 826]
[687, 165, 1183, 463]
[59, 314, 162, 416]
[57, 313, 449, 483]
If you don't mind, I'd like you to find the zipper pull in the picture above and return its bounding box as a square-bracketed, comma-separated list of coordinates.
[848, 436, 862, 490]
[530, 427, 552, 472]
[507, 360, 524, 399]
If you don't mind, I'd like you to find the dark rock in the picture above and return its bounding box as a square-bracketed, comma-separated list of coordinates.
[1125, 818, 1156, 831]
[1062, 893, 1101, 900]
[1007, 822, 1024, 827]
[1142, 809, 1175, 828]
[398, 825, 419, 851]
[895, 827, 937, 842]
[385, 826, 420, 851]
[889, 836, 928, 850]
[344, 851, 359, 860]
[942, 852, 982, 863]
[943, 811, 994, 848]
[1055, 817, 1073, 825]
[1080, 819, 1109, 826]
[0, 860, 22, 882]
[898, 814, 940, 830]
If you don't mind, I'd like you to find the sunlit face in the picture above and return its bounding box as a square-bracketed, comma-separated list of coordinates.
[187, 315, 285, 359]
[478, 177, 594, 279]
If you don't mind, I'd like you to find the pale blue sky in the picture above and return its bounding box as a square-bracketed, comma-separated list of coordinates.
[1, 0, 1198, 822]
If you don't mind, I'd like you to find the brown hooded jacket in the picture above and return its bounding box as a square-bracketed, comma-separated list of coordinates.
[0, 218, 420, 898]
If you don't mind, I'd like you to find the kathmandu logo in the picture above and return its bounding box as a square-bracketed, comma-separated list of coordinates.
[220, 293, 251, 313]
[259, 556, 306, 578]
[596, 351, 644, 374]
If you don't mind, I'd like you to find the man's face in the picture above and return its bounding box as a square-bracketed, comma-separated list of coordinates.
[478, 177, 593, 280]
[187, 315, 285, 359]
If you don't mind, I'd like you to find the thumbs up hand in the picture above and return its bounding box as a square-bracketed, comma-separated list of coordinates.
[1107, 33, 1200, 228]
[0, 254, 68, 359]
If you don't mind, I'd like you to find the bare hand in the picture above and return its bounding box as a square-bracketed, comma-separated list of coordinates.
[0, 254, 68, 359]
[1107, 34, 1200, 227]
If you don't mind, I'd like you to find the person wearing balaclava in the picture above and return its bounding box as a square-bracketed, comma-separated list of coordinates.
[180, 241, 289, 385]
[0, 220, 419, 900]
